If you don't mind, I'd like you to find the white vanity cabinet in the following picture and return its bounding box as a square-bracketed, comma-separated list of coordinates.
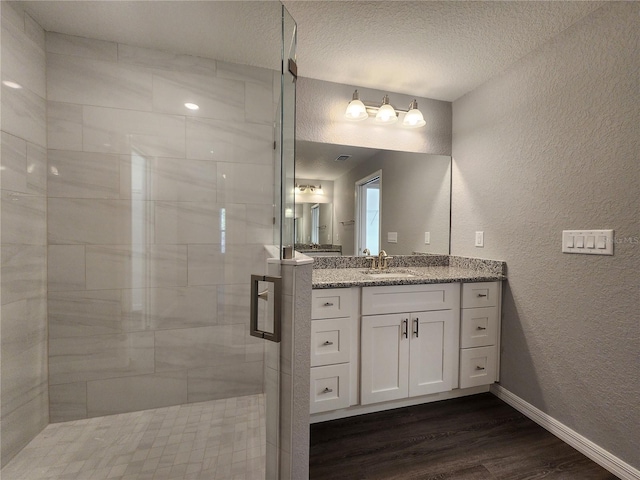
[310, 280, 503, 419]
[309, 288, 359, 414]
[459, 282, 501, 388]
[360, 284, 460, 405]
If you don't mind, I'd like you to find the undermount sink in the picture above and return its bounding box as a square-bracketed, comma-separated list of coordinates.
[362, 269, 417, 279]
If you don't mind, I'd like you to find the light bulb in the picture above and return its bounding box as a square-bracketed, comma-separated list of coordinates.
[345, 90, 367, 121]
[402, 100, 426, 128]
[375, 96, 397, 124]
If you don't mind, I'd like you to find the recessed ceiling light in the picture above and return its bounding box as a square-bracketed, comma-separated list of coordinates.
[2, 80, 22, 89]
[184, 103, 199, 111]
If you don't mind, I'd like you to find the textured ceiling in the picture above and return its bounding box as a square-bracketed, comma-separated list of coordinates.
[284, 1, 604, 101]
[23, 1, 604, 102]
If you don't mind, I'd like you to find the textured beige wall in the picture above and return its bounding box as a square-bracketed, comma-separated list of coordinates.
[451, 2, 639, 468]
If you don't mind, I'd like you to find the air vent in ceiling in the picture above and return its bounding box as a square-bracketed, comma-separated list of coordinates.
[335, 154, 351, 162]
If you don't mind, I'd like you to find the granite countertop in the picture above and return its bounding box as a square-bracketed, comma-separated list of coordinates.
[310, 255, 507, 289]
[298, 248, 342, 253]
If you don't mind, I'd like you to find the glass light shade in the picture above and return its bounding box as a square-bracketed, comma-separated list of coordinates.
[375, 104, 398, 124]
[345, 99, 368, 121]
[402, 108, 426, 128]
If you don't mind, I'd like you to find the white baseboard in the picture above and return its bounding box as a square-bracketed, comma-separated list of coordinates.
[491, 384, 639, 480]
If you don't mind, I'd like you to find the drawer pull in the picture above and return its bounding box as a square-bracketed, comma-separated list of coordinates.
[323, 302, 334, 307]
[323, 341, 334, 346]
[476, 326, 487, 331]
[475, 366, 486, 371]
[322, 387, 333, 394]
[477, 294, 488, 298]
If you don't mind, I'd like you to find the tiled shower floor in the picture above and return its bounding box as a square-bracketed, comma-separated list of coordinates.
[1, 394, 265, 480]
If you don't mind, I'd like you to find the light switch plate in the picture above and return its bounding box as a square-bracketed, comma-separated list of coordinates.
[475, 231, 484, 247]
[424, 232, 430, 244]
[388, 232, 398, 243]
[562, 229, 613, 255]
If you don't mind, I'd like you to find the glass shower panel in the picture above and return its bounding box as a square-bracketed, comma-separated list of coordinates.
[281, 5, 298, 254]
[0, 0, 296, 477]
[38, 0, 288, 472]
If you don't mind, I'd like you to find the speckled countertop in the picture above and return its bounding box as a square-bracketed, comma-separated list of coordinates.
[311, 255, 506, 289]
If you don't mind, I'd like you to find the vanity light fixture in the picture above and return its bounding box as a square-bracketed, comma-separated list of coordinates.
[296, 184, 322, 193]
[344, 90, 426, 128]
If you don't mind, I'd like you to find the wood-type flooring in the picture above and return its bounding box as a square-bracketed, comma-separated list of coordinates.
[309, 393, 619, 480]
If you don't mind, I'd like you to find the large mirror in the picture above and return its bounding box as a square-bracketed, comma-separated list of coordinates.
[295, 141, 451, 255]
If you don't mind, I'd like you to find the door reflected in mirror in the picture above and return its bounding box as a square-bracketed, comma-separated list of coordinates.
[356, 171, 381, 255]
[295, 141, 451, 256]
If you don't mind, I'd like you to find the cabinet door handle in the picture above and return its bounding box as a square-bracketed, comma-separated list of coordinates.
[413, 318, 419, 337]
[322, 387, 333, 394]
[475, 366, 485, 371]
[476, 326, 487, 331]
[402, 319, 408, 339]
[477, 294, 488, 298]
[323, 340, 334, 346]
[323, 302, 334, 307]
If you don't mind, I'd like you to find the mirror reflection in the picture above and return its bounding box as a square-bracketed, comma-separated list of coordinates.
[295, 141, 451, 256]
[295, 203, 333, 245]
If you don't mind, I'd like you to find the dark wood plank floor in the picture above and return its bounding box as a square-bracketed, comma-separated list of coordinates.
[310, 393, 619, 479]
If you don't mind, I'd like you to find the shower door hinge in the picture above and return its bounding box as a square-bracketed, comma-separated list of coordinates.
[288, 58, 298, 80]
[273, 141, 277, 150]
[272, 217, 276, 225]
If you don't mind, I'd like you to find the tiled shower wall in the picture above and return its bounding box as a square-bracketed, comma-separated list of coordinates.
[0, 2, 49, 466]
[45, 32, 278, 421]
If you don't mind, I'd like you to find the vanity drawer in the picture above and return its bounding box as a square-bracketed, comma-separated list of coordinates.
[459, 346, 497, 388]
[312, 288, 353, 319]
[311, 318, 351, 367]
[460, 307, 498, 348]
[462, 282, 499, 309]
[310, 363, 351, 414]
[362, 283, 459, 315]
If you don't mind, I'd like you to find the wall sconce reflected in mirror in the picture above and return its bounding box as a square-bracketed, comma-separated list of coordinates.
[345, 90, 426, 128]
[296, 184, 323, 193]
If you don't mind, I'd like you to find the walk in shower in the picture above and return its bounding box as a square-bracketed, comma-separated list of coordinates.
[1, 1, 297, 478]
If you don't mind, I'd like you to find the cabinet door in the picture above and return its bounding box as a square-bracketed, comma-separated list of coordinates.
[409, 310, 457, 397]
[361, 313, 409, 405]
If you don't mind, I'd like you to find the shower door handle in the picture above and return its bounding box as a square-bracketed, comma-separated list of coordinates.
[250, 274, 282, 343]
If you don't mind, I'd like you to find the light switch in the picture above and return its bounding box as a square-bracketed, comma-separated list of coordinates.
[566, 236, 575, 248]
[424, 232, 430, 244]
[562, 230, 613, 255]
[475, 231, 484, 248]
[388, 232, 398, 243]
